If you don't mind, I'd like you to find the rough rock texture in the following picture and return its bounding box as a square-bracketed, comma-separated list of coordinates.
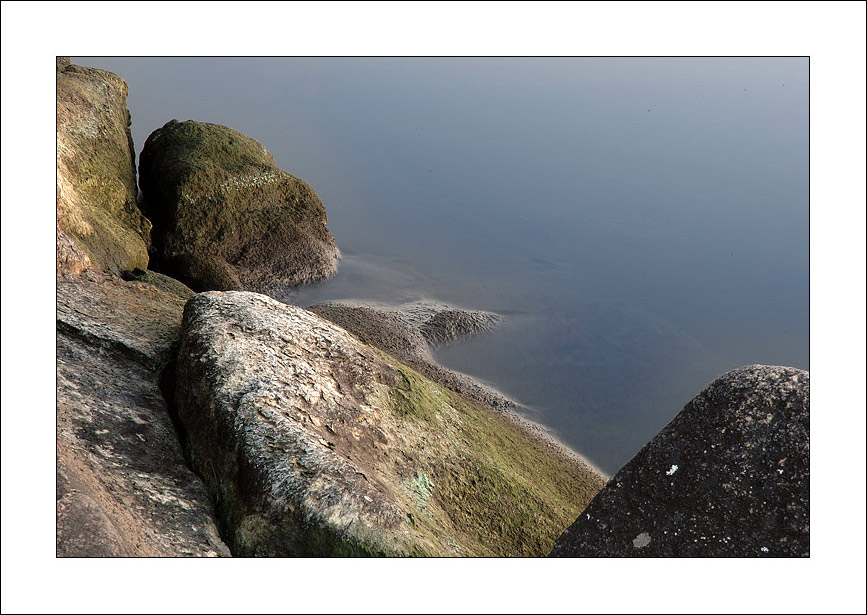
[421, 308, 502, 347]
[309, 301, 513, 411]
[138, 119, 338, 294]
[57, 272, 230, 557]
[56, 57, 151, 275]
[549, 365, 809, 557]
[175, 292, 605, 556]
[308, 302, 434, 364]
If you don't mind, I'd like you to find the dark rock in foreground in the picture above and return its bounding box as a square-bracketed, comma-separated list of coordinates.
[549, 365, 809, 557]
[176, 292, 604, 556]
[138, 119, 338, 294]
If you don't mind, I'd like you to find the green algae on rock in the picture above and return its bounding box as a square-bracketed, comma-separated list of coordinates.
[56, 57, 151, 275]
[138, 120, 339, 294]
[175, 292, 605, 556]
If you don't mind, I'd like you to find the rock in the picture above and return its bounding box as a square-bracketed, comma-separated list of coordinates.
[309, 301, 514, 410]
[56, 222, 92, 278]
[57, 60, 151, 275]
[308, 302, 436, 365]
[57, 272, 230, 557]
[175, 292, 605, 556]
[138, 120, 338, 294]
[549, 365, 809, 557]
[420, 308, 502, 347]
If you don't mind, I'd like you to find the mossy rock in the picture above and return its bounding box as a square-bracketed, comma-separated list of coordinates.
[56, 61, 151, 274]
[139, 120, 338, 293]
[176, 292, 606, 557]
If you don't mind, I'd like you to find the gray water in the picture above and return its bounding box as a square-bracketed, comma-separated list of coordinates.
[75, 57, 809, 474]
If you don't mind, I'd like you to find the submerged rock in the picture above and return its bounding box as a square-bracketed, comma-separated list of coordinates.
[549, 365, 809, 557]
[175, 292, 604, 556]
[56, 58, 151, 275]
[138, 120, 338, 294]
[57, 272, 229, 557]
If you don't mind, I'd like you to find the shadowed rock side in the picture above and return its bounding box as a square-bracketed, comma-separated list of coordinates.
[308, 301, 513, 411]
[549, 365, 809, 557]
[175, 292, 605, 556]
[56, 57, 151, 276]
[57, 272, 230, 556]
[138, 119, 338, 294]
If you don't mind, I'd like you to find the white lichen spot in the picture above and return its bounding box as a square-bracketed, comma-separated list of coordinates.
[777, 469, 784, 475]
[633, 532, 652, 549]
[666, 464, 679, 476]
[760, 547, 769, 553]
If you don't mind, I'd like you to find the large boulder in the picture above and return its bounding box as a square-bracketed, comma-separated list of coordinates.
[174, 292, 605, 556]
[56, 57, 151, 275]
[57, 272, 230, 557]
[549, 365, 809, 557]
[138, 120, 339, 294]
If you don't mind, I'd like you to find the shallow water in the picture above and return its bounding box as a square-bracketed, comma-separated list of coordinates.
[75, 57, 809, 474]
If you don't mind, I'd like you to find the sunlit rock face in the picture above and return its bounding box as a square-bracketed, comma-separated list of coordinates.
[56, 57, 151, 276]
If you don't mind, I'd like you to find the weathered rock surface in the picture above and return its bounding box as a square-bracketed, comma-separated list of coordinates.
[57, 272, 230, 557]
[309, 301, 513, 410]
[549, 365, 809, 557]
[420, 308, 501, 347]
[175, 292, 604, 556]
[138, 119, 338, 294]
[56, 57, 150, 275]
[308, 302, 435, 364]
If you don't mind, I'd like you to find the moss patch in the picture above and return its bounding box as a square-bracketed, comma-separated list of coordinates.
[377, 352, 605, 557]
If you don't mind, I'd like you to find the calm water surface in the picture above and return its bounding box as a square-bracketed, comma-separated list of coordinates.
[76, 57, 809, 474]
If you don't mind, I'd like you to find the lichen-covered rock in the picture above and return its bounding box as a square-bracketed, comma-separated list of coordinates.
[175, 292, 604, 556]
[57, 272, 230, 557]
[138, 120, 338, 294]
[549, 365, 809, 557]
[56, 59, 150, 275]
